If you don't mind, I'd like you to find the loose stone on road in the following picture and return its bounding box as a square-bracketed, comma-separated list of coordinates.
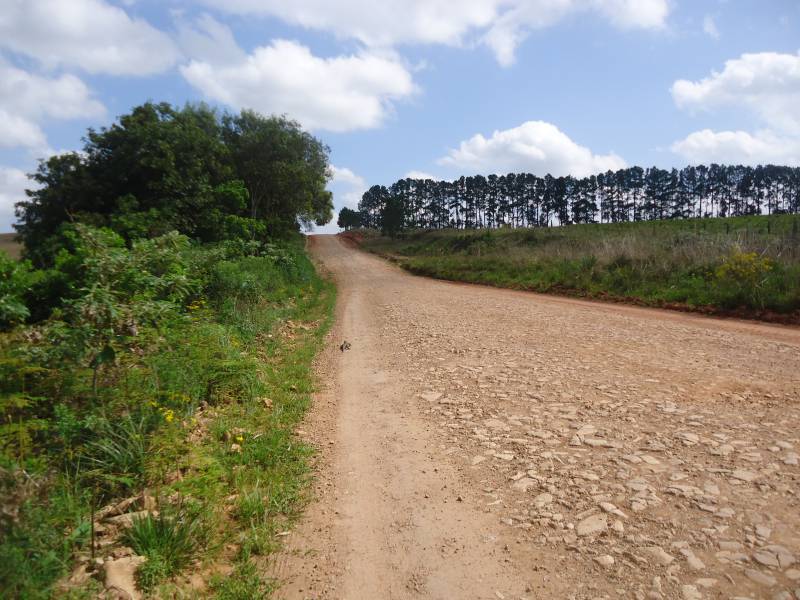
[275, 235, 800, 600]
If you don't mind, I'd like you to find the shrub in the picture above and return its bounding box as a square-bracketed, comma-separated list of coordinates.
[80, 414, 152, 498]
[0, 252, 32, 329]
[122, 508, 206, 590]
[713, 250, 774, 308]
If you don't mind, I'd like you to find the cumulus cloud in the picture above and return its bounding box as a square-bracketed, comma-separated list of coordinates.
[181, 40, 416, 132]
[0, 167, 29, 232]
[671, 129, 800, 167]
[0, 61, 105, 151]
[671, 51, 800, 134]
[671, 51, 800, 165]
[0, 0, 179, 75]
[437, 121, 626, 177]
[198, 0, 670, 66]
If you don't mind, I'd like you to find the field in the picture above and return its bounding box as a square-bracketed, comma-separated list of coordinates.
[0, 233, 21, 260]
[354, 214, 800, 321]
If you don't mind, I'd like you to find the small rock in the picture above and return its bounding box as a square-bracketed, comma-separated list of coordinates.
[676, 432, 700, 445]
[731, 469, 758, 483]
[104, 555, 146, 600]
[745, 568, 777, 587]
[594, 554, 615, 567]
[694, 578, 717, 588]
[645, 546, 675, 566]
[680, 548, 705, 571]
[511, 477, 537, 492]
[681, 585, 702, 600]
[756, 545, 796, 569]
[576, 514, 608, 537]
[599, 502, 627, 519]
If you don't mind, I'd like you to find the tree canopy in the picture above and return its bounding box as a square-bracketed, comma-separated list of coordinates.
[15, 102, 333, 267]
[337, 207, 363, 230]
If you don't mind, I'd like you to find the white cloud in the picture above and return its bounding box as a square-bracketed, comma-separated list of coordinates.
[437, 121, 626, 177]
[176, 14, 245, 66]
[671, 51, 800, 134]
[702, 15, 720, 39]
[671, 51, 800, 165]
[0, 111, 48, 152]
[483, 0, 669, 66]
[199, 0, 670, 66]
[181, 39, 416, 132]
[0, 0, 179, 75]
[330, 166, 368, 209]
[0, 167, 29, 232]
[0, 61, 105, 151]
[312, 165, 369, 233]
[0, 62, 105, 121]
[671, 129, 800, 167]
[404, 170, 438, 180]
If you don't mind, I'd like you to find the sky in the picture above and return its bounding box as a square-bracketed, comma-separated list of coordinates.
[0, 1, 799, 233]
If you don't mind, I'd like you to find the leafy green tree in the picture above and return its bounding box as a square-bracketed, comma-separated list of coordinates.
[16, 103, 334, 267]
[222, 110, 332, 233]
[337, 207, 362, 230]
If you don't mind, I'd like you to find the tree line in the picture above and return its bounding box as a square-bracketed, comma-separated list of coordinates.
[354, 165, 800, 234]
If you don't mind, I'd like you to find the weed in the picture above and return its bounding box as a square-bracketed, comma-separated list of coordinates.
[210, 561, 273, 599]
[122, 508, 207, 590]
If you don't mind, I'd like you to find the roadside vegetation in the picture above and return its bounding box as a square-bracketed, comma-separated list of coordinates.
[354, 215, 800, 320]
[0, 102, 334, 598]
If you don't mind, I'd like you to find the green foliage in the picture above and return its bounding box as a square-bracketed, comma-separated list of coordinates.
[80, 414, 152, 498]
[364, 216, 800, 315]
[713, 250, 775, 308]
[2, 98, 336, 598]
[0, 252, 32, 328]
[337, 206, 363, 230]
[380, 195, 405, 238]
[0, 225, 334, 597]
[0, 477, 90, 600]
[122, 508, 207, 591]
[210, 562, 273, 599]
[16, 103, 333, 268]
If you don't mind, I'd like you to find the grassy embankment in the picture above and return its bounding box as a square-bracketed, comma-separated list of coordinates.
[355, 215, 800, 321]
[0, 231, 334, 598]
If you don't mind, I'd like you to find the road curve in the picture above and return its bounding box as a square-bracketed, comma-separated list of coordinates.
[274, 234, 800, 600]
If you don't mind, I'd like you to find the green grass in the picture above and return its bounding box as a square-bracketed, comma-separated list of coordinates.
[0, 235, 335, 598]
[358, 215, 800, 318]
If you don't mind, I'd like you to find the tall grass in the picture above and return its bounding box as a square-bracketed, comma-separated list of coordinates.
[360, 215, 800, 317]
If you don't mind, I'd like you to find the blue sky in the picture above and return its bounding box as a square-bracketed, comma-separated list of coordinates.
[1, 0, 799, 233]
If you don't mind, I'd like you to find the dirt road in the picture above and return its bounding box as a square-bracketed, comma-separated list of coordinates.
[274, 235, 800, 600]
